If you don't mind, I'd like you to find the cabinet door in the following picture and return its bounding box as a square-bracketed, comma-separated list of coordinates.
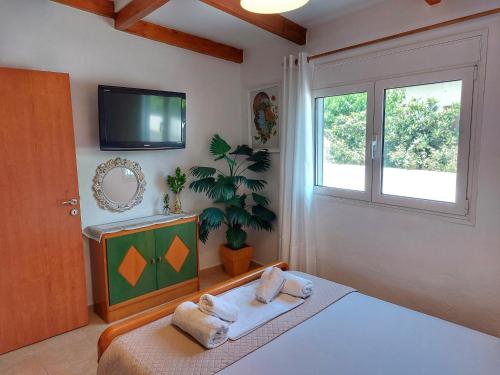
[155, 221, 198, 290]
[106, 231, 156, 305]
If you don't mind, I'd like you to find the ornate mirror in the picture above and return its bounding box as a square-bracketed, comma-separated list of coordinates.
[93, 158, 146, 212]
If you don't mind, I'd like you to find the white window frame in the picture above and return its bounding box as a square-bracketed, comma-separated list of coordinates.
[314, 83, 374, 201]
[372, 67, 475, 215]
[313, 66, 476, 216]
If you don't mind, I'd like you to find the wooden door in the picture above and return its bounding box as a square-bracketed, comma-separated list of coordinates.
[155, 221, 198, 290]
[0, 68, 88, 354]
[106, 232, 156, 305]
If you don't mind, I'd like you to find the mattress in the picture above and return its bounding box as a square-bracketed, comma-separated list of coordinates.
[220, 292, 500, 375]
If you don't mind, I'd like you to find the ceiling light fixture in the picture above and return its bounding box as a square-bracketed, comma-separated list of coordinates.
[240, 0, 310, 14]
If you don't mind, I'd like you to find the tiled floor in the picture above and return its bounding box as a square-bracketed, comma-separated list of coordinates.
[0, 266, 234, 375]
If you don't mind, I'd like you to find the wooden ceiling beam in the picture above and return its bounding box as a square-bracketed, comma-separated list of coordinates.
[115, 0, 171, 31]
[199, 0, 307, 45]
[51, 0, 115, 18]
[425, 0, 442, 5]
[125, 21, 243, 63]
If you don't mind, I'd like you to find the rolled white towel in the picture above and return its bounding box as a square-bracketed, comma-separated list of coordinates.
[282, 272, 313, 298]
[255, 267, 285, 304]
[172, 301, 229, 349]
[199, 294, 239, 323]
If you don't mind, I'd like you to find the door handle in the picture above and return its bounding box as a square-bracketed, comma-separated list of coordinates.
[62, 198, 78, 206]
[371, 136, 378, 160]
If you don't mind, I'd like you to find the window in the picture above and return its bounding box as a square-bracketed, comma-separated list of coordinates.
[314, 67, 476, 216]
[315, 84, 373, 201]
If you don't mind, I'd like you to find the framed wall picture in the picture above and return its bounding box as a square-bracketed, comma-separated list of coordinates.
[248, 83, 280, 153]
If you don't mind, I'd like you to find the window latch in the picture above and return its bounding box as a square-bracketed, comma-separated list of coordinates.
[371, 136, 378, 160]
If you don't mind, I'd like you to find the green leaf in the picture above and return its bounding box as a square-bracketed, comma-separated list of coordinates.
[223, 155, 237, 168]
[252, 204, 277, 222]
[248, 216, 273, 232]
[247, 150, 270, 162]
[189, 177, 216, 193]
[247, 160, 271, 172]
[230, 145, 253, 156]
[215, 194, 246, 208]
[166, 167, 187, 194]
[226, 227, 247, 250]
[243, 178, 267, 191]
[226, 206, 251, 226]
[207, 176, 236, 201]
[247, 150, 271, 172]
[251, 192, 270, 206]
[210, 134, 231, 156]
[190, 166, 216, 179]
[199, 220, 210, 243]
[226, 175, 246, 185]
[199, 207, 225, 230]
[246, 150, 271, 172]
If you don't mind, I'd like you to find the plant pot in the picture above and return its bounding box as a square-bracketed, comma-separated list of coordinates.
[219, 244, 254, 277]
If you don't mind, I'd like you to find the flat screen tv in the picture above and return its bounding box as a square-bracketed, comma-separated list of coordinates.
[98, 85, 186, 150]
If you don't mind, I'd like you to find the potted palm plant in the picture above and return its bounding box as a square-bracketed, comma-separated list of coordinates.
[190, 134, 276, 276]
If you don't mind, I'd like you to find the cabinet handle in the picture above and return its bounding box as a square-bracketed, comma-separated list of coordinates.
[150, 258, 156, 264]
[157, 256, 162, 263]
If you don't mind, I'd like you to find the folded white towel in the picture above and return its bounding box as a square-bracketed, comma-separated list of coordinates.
[199, 294, 239, 323]
[172, 301, 229, 349]
[282, 272, 313, 298]
[255, 267, 285, 304]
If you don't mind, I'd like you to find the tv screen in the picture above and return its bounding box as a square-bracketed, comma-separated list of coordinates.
[98, 85, 186, 150]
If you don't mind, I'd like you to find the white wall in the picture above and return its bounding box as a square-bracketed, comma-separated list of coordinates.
[307, 0, 500, 337]
[0, 0, 243, 303]
[242, 0, 500, 338]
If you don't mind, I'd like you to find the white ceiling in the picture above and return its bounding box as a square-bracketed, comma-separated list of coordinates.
[144, 0, 278, 49]
[285, 0, 386, 26]
[132, 0, 385, 49]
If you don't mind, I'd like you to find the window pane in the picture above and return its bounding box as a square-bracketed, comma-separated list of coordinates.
[318, 92, 368, 191]
[382, 80, 462, 202]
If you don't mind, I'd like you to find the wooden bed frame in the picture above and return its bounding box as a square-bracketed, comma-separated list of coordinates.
[98, 261, 289, 360]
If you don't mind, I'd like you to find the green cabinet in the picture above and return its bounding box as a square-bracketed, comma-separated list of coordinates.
[105, 219, 198, 306]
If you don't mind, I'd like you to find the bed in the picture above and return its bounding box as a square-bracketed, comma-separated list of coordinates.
[97, 262, 500, 375]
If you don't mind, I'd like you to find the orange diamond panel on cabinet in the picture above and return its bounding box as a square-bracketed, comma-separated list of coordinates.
[165, 235, 189, 272]
[118, 246, 147, 287]
[155, 221, 198, 290]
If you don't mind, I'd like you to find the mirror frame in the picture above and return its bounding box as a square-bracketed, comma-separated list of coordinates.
[92, 157, 147, 212]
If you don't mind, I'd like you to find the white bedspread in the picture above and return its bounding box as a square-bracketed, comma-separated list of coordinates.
[98, 273, 500, 375]
[220, 293, 500, 375]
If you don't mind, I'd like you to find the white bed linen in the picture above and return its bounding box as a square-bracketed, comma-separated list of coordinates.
[219, 292, 500, 375]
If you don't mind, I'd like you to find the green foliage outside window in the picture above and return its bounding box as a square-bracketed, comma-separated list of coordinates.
[323, 90, 461, 173]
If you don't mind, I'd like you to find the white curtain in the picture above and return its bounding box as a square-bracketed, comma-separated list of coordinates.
[279, 53, 317, 274]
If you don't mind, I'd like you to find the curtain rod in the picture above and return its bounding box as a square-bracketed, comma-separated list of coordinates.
[308, 7, 500, 62]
